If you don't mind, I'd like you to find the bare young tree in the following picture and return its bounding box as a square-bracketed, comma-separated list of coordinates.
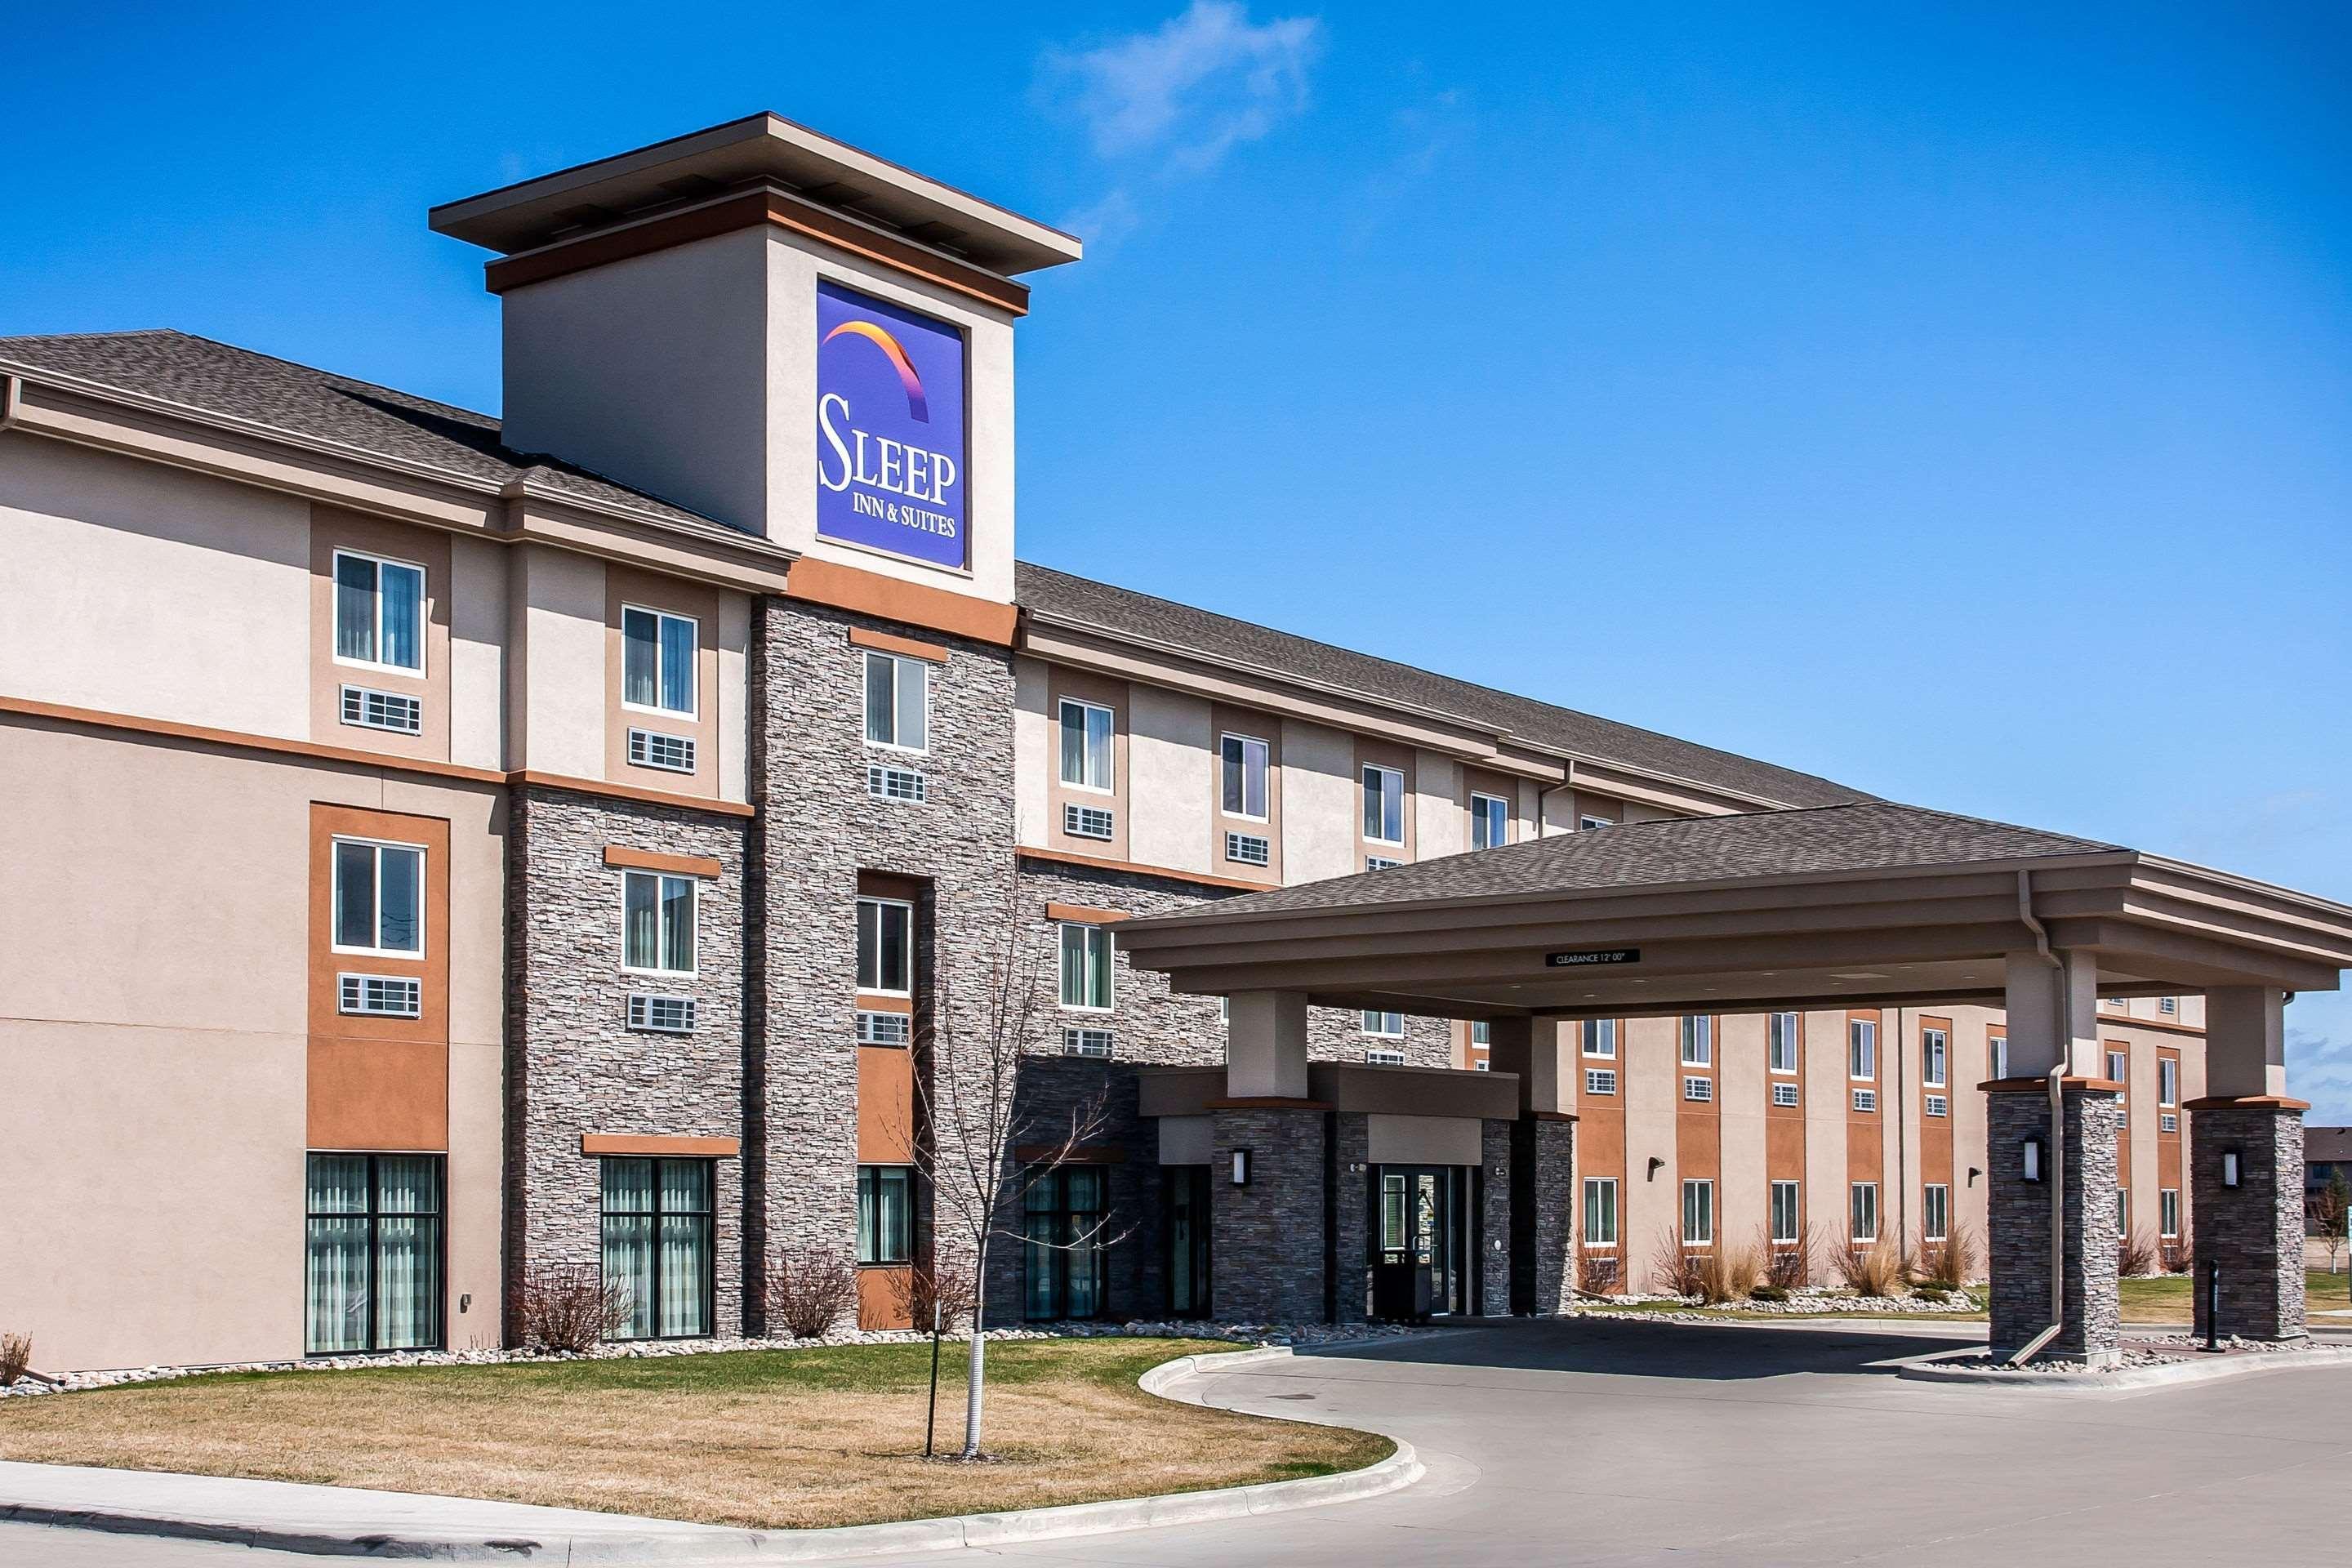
[906, 861, 1127, 1460]
[2314, 1173, 2350, 1275]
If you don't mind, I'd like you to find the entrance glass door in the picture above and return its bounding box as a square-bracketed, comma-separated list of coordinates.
[1374, 1165, 1468, 1316]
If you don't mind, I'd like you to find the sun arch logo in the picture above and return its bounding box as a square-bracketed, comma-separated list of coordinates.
[815, 282, 966, 570]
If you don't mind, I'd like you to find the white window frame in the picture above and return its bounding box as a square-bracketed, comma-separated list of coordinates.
[1767, 1011, 1799, 1075]
[1682, 1178, 1715, 1246]
[1584, 1067, 1617, 1096]
[1058, 921, 1116, 1013]
[1850, 1181, 1879, 1243]
[1680, 1013, 1712, 1067]
[1218, 732, 1271, 822]
[1849, 1018, 1878, 1081]
[856, 896, 915, 997]
[1683, 1075, 1713, 1102]
[1770, 1180, 1801, 1245]
[1365, 1047, 1406, 1066]
[2159, 1187, 2180, 1238]
[2158, 1057, 2178, 1107]
[1922, 1027, 1947, 1089]
[1851, 1087, 1878, 1113]
[1361, 764, 1406, 846]
[1469, 791, 1509, 850]
[2106, 1049, 2127, 1086]
[619, 870, 697, 978]
[2118, 1186, 2130, 1234]
[1058, 698, 1115, 793]
[1582, 1018, 1617, 1058]
[862, 650, 929, 755]
[1579, 814, 1614, 831]
[328, 835, 427, 959]
[2158, 995, 2178, 1017]
[1584, 1177, 1619, 1248]
[1772, 1081, 1800, 1107]
[331, 548, 427, 677]
[1923, 1183, 1949, 1242]
[1361, 1009, 1405, 1039]
[1989, 1035, 2009, 1080]
[620, 604, 698, 719]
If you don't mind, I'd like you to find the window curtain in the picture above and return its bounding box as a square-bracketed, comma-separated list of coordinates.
[892, 657, 925, 751]
[602, 1158, 657, 1339]
[334, 555, 376, 662]
[305, 1156, 372, 1354]
[622, 608, 658, 706]
[657, 1160, 711, 1338]
[377, 847, 421, 954]
[658, 614, 695, 714]
[1022, 1174, 1058, 1321]
[333, 841, 376, 949]
[623, 875, 658, 970]
[379, 563, 423, 671]
[659, 876, 694, 972]
[1063, 1168, 1104, 1320]
[373, 1156, 441, 1350]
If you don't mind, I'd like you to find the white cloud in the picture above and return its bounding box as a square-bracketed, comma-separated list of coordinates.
[2290, 1022, 2352, 1125]
[1042, 2, 1324, 178]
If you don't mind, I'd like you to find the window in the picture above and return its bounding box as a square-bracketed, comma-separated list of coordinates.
[1470, 1020, 1490, 1048]
[1850, 1182, 1879, 1242]
[1852, 1087, 1878, 1113]
[333, 550, 425, 674]
[601, 1157, 713, 1339]
[2107, 1049, 2127, 1085]
[1471, 792, 1509, 850]
[1925, 1094, 1948, 1118]
[1680, 1014, 1713, 1067]
[1771, 1181, 1801, 1245]
[1219, 733, 1269, 819]
[1768, 1012, 1799, 1074]
[2158, 1058, 2178, 1107]
[340, 685, 421, 735]
[305, 1152, 443, 1354]
[2160, 1112, 2179, 1134]
[1063, 803, 1115, 840]
[1584, 1177, 1619, 1247]
[1058, 699, 1114, 791]
[1063, 1027, 1113, 1058]
[1989, 1035, 2009, 1080]
[1022, 1166, 1106, 1321]
[1849, 1018, 1877, 1080]
[1365, 1048, 1406, 1066]
[2160, 1187, 2180, 1237]
[1361, 764, 1405, 844]
[1682, 1179, 1715, 1245]
[1058, 922, 1114, 1011]
[1361, 1009, 1405, 1038]
[857, 897, 914, 996]
[1223, 831, 1271, 866]
[858, 1165, 913, 1264]
[1923, 1183, 1949, 1242]
[1579, 815, 1614, 831]
[1585, 1067, 1617, 1096]
[332, 838, 424, 957]
[2158, 996, 2178, 1017]
[1365, 855, 1403, 871]
[862, 650, 927, 751]
[1772, 1082, 1800, 1108]
[2118, 1187, 2129, 1234]
[1683, 1075, 1713, 1102]
[621, 605, 697, 716]
[1922, 1028, 1948, 1088]
[1582, 1018, 1617, 1058]
[626, 993, 695, 1033]
[621, 871, 696, 974]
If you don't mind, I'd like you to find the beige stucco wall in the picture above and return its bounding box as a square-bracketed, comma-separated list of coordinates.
[1414, 752, 1461, 862]
[1011, 656, 1052, 848]
[1716, 1013, 1768, 1254]
[1801, 1009, 1848, 1263]
[0, 723, 506, 1370]
[510, 543, 607, 780]
[1127, 683, 1212, 874]
[1281, 719, 1355, 884]
[1621, 1016, 1678, 1290]
[447, 534, 509, 772]
[0, 434, 312, 737]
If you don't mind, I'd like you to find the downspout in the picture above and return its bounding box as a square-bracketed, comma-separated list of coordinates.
[1535, 768, 1575, 840]
[2013, 870, 2068, 1365]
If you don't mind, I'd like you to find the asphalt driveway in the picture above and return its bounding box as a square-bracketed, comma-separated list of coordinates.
[7, 1317, 2350, 1566]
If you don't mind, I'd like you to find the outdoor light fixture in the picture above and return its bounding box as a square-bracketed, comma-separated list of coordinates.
[2222, 1148, 2242, 1188]
[1646, 1156, 1665, 1180]
[1967, 1166, 1982, 1187]
[1231, 1148, 1252, 1187]
[2021, 1134, 2045, 1183]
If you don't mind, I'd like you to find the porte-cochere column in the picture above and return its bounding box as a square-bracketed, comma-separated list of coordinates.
[2189, 987, 2308, 1341]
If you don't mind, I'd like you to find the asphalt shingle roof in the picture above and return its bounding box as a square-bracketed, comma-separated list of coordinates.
[1132, 802, 2123, 923]
[0, 330, 720, 525]
[1, 329, 1873, 810]
[1013, 563, 1871, 810]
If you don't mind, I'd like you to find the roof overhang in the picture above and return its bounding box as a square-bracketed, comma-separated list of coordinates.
[1118, 850, 2352, 1021]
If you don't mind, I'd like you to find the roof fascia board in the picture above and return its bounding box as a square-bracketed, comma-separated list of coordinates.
[1, 368, 800, 595]
[2045, 916, 2343, 992]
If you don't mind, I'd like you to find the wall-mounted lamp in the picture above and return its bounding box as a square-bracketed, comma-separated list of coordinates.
[2021, 1135, 2046, 1184]
[1231, 1148, 1252, 1187]
[1646, 1156, 1665, 1181]
[1967, 1166, 1982, 1188]
[2221, 1148, 2242, 1189]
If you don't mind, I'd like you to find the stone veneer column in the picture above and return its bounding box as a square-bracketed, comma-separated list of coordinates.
[1330, 1113, 1370, 1324]
[2189, 1102, 2307, 1341]
[1212, 1106, 1329, 1324]
[1479, 1118, 1513, 1315]
[1510, 1116, 1577, 1315]
[1986, 1084, 2121, 1364]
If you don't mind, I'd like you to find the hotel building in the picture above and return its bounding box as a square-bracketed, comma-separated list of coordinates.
[1, 114, 2305, 1372]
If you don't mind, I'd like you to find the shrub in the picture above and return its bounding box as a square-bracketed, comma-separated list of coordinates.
[2160, 1227, 2192, 1275]
[0, 1333, 30, 1387]
[767, 1247, 860, 1339]
[2118, 1227, 2159, 1279]
[1833, 1236, 1904, 1298]
[1763, 1223, 1815, 1291]
[1704, 1241, 1762, 1304]
[519, 1264, 628, 1352]
[1913, 1221, 1977, 1291]
[1748, 1285, 1788, 1303]
[1578, 1254, 1623, 1295]
[888, 1262, 977, 1333]
[1650, 1228, 1708, 1298]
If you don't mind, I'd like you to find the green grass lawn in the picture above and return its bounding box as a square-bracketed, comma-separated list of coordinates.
[2121, 1268, 2351, 1324]
[0, 1338, 1392, 1530]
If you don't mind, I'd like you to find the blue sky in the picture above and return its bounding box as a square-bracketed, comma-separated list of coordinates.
[7, 2, 2349, 1114]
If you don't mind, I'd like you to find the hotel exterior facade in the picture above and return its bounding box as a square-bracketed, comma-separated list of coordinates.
[0, 115, 2234, 1370]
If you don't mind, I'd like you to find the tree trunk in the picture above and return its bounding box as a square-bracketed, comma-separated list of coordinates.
[962, 1309, 987, 1459]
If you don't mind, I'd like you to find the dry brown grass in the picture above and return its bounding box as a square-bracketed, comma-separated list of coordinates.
[2117, 1227, 2160, 1279]
[0, 1339, 1387, 1530]
[0, 1334, 29, 1387]
[1833, 1236, 1904, 1298]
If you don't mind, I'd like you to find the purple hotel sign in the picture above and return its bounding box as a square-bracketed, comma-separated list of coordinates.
[815, 282, 968, 569]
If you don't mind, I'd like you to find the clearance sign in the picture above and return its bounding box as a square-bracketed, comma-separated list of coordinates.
[815, 281, 968, 570]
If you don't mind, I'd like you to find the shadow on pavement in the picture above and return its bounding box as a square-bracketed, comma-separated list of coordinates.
[1294, 1316, 1979, 1382]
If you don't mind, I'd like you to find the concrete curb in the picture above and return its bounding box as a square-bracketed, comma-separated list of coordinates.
[1893, 1343, 2352, 1391]
[0, 1344, 1420, 1562]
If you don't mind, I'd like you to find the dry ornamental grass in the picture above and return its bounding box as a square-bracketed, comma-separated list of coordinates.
[0, 1339, 1389, 1530]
